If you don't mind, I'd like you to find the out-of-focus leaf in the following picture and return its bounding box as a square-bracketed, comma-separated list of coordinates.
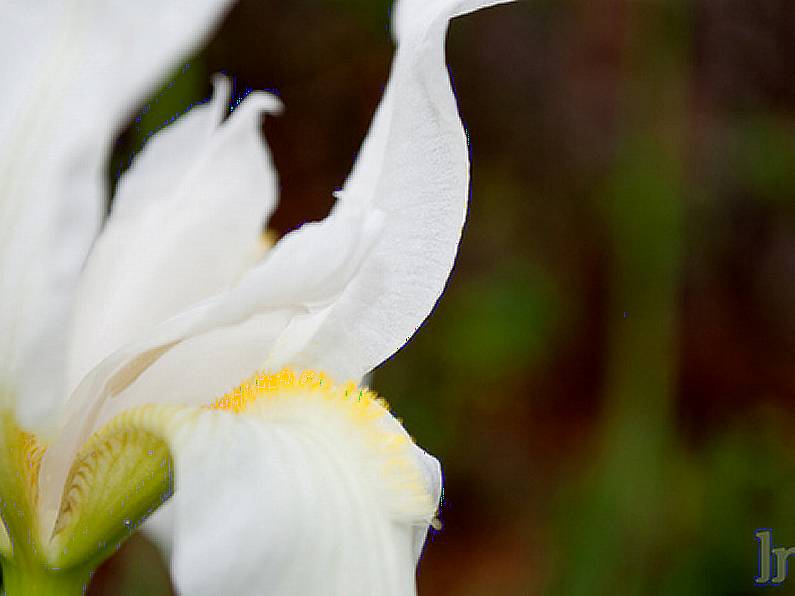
[439, 261, 563, 383]
[735, 115, 795, 204]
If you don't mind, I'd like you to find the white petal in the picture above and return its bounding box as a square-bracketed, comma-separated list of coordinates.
[66, 82, 282, 393]
[154, 385, 440, 596]
[238, 0, 518, 380]
[0, 0, 235, 430]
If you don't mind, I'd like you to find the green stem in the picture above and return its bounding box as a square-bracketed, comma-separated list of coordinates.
[1, 560, 92, 596]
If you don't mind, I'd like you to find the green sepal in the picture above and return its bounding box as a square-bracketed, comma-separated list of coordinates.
[0, 406, 174, 593]
[0, 559, 93, 596]
[0, 409, 43, 561]
[0, 519, 10, 559]
[46, 425, 173, 569]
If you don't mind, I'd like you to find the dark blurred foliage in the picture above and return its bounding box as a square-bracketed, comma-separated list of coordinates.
[94, 0, 794, 594]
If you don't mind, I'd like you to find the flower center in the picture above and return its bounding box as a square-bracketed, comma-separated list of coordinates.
[208, 367, 384, 413]
[209, 368, 436, 524]
[208, 368, 431, 503]
[1, 369, 437, 593]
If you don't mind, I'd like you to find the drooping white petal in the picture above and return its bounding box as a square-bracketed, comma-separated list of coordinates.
[0, 0, 236, 430]
[144, 381, 441, 596]
[66, 81, 282, 393]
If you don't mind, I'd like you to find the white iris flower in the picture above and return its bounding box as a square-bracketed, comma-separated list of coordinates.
[0, 0, 513, 594]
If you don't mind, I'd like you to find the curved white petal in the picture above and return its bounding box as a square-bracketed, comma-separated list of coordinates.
[149, 380, 441, 596]
[66, 81, 282, 393]
[0, 0, 235, 430]
[240, 0, 518, 380]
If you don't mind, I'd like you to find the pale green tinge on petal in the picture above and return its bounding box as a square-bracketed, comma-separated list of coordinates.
[66, 80, 282, 394]
[0, 0, 236, 433]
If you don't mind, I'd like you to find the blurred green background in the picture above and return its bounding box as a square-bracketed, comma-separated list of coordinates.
[91, 0, 794, 594]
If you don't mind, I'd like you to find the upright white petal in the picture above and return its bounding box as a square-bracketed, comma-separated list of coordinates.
[66, 80, 282, 393]
[0, 0, 236, 430]
[284, 0, 516, 379]
[95, 0, 514, 389]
